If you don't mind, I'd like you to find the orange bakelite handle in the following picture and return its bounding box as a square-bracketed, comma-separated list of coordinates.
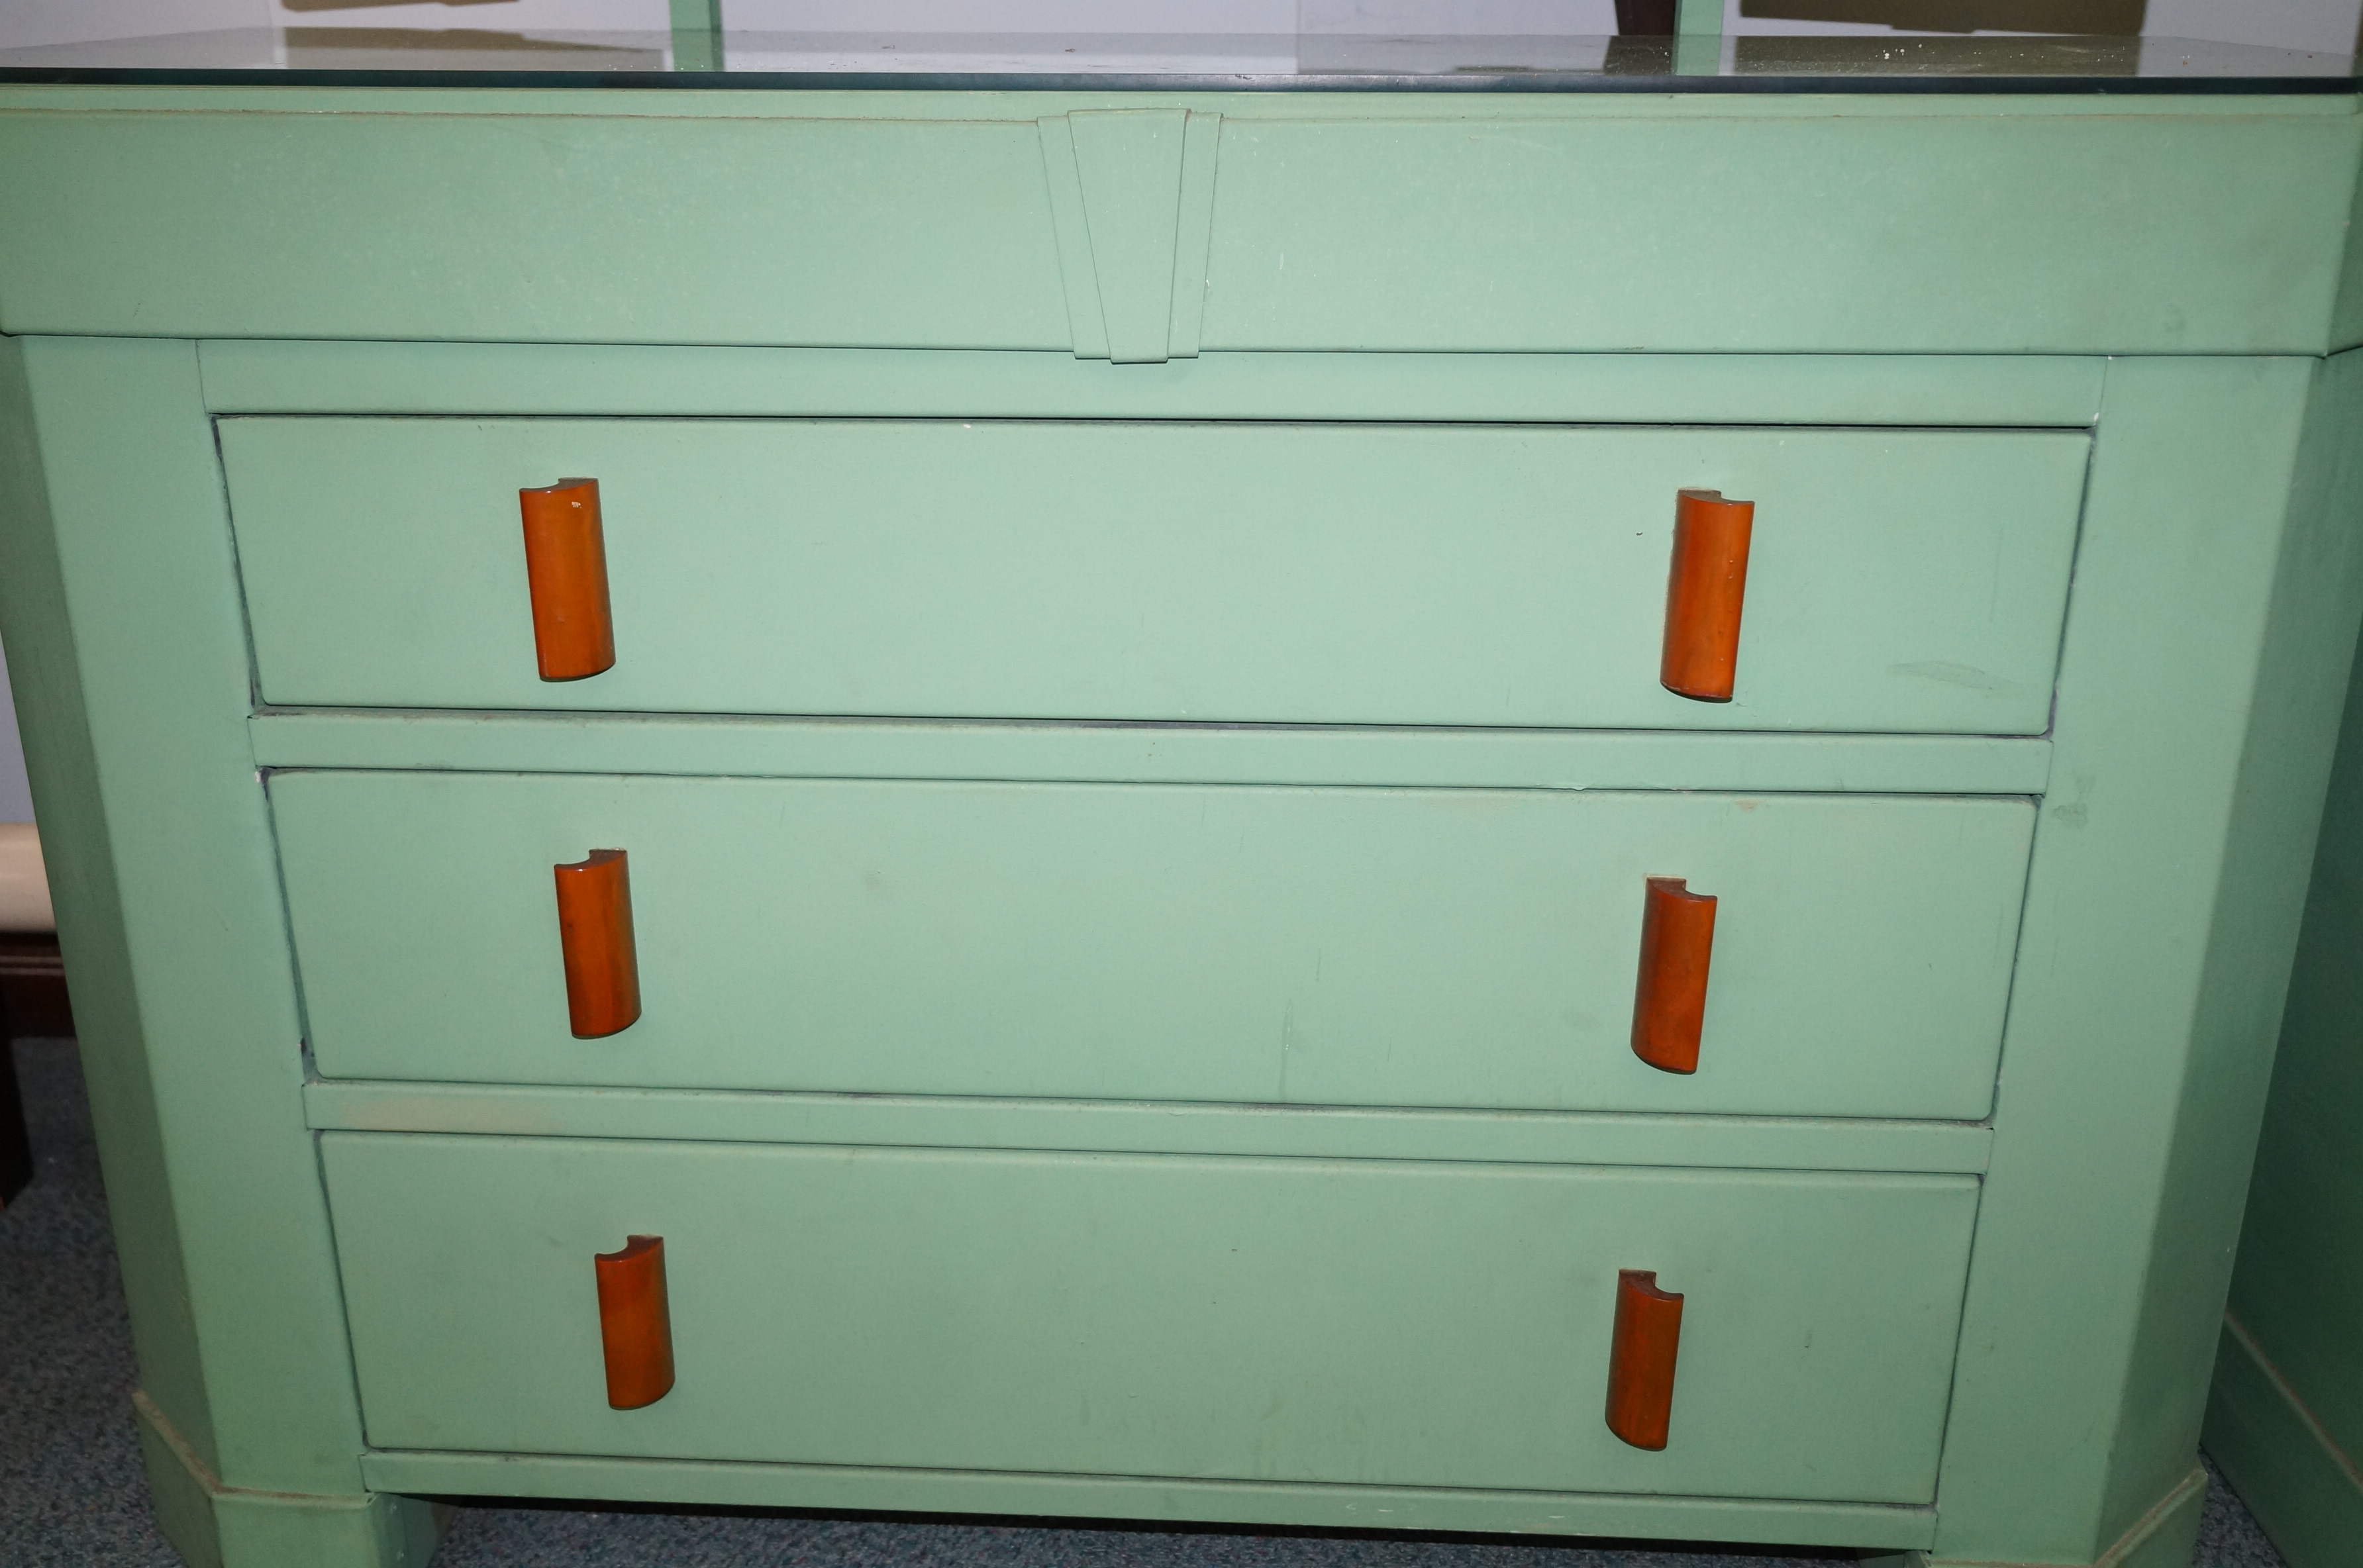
[1632, 876, 1716, 1075]
[519, 477, 617, 681]
[595, 1235, 676, 1410]
[1660, 488, 1755, 702]
[554, 849, 641, 1039]
[1605, 1268, 1684, 1451]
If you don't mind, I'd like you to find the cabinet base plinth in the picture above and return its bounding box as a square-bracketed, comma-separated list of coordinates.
[2204, 1315, 2363, 1568]
[134, 1391, 444, 1568]
[1871, 1463, 2206, 1568]
[358, 1447, 1936, 1551]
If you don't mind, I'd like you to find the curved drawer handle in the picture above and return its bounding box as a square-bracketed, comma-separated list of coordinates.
[594, 1235, 676, 1410]
[1660, 487, 1755, 703]
[1605, 1268, 1685, 1451]
[519, 477, 617, 681]
[1632, 876, 1716, 1075]
[554, 850, 641, 1039]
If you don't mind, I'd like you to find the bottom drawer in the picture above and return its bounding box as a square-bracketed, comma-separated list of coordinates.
[324, 1134, 1977, 1505]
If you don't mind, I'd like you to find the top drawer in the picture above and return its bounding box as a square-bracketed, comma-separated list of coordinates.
[221, 417, 2086, 732]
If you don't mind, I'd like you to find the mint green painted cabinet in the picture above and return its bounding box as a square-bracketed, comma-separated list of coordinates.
[1, 50, 2361, 1568]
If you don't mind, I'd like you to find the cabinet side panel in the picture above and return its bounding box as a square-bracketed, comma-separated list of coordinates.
[3, 336, 371, 1494]
[2099, 348, 2363, 1538]
[2331, 146, 2363, 356]
[0, 333, 219, 1472]
[2221, 352, 2363, 1467]
[1931, 358, 2361, 1561]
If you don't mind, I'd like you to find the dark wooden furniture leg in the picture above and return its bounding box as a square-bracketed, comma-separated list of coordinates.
[0, 987, 28, 1208]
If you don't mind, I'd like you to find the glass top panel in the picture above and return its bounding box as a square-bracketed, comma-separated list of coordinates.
[1, 2, 2354, 91]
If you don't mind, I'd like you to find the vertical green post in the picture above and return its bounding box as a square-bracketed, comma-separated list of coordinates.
[1674, 0, 1723, 74]
[670, 0, 725, 73]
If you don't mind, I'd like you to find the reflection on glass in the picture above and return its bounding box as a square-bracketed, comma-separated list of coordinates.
[0, 0, 2350, 86]
[1735, 0, 2148, 32]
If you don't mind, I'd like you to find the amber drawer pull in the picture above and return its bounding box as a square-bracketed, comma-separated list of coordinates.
[595, 1234, 675, 1410]
[519, 477, 617, 681]
[554, 849, 640, 1039]
[1660, 487, 1755, 702]
[1606, 1268, 1684, 1450]
[1632, 876, 1716, 1075]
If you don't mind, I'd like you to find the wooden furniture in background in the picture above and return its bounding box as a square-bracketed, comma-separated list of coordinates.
[0, 987, 28, 1208]
[0, 822, 60, 1208]
[0, 932, 74, 1039]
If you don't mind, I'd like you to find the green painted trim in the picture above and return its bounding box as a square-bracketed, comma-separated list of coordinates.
[1034, 115, 1109, 360]
[250, 712, 2052, 795]
[301, 1081, 1993, 1173]
[1879, 1464, 2205, 1568]
[1673, 34, 1723, 74]
[193, 341, 2109, 425]
[2107, 1466, 2211, 1568]
[2205, 1316, 2363, 1568]
[356, 1449, 1937, 1549]
[0, 338, 220, 1471]
[134, 1392, 443, 1568]
[1672, 0, 1723, 75]
[0, 338, 372, 1494]
[1062, 109, 1191, 362]
[1168, 113, 1219, 358]
[1676, 0, 1725, 33]
[667, 0, 722, 72]
[136, 1391, 225, 1568]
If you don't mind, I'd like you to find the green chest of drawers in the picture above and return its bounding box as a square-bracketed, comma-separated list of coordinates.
[4, 24, 2363, 1568]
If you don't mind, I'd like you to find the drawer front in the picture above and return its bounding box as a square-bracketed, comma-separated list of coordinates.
[276, 771, 2033, 1118]
[223, 417, 2087, 732]
[323, 1133, 1979, 1503]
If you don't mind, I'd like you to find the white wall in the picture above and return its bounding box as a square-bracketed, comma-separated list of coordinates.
[264, 0, 668, 30]
[2137, 0, 2360, 50]
[1, 1, 268, 50]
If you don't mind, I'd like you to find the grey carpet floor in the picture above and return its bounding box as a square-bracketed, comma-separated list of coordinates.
[0, 1037, 2294, 1568]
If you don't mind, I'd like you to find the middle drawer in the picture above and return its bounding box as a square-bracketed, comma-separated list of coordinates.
[274, 771, 2032, 1118]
